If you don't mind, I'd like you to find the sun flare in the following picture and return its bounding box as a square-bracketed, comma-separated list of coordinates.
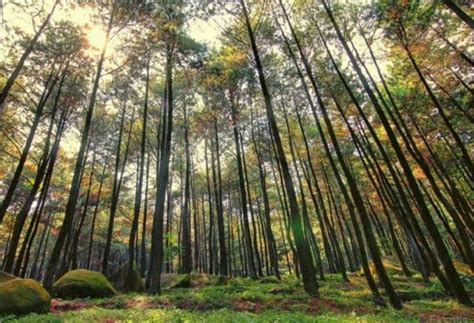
[86, 25, 107, 52]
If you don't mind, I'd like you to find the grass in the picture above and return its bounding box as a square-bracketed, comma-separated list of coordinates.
[1, 269, 473, 322]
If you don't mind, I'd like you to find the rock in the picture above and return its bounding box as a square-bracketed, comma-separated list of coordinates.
[0, 271, 50, 315]
[109, 263, 144, 293]
[160, 273, 191, 289]
[188, 273, 222, 287]
[172, 274, 191, 288]
[52, 269, 116, 299]
[0, 271, 16, 283]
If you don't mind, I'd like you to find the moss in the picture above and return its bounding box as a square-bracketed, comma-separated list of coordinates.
[109, 263, 144, 293]
[0, 276, 50, 315]
[52, 269, 117, 299]
[215, 276, 228, 286]
[4, 272, 470, 321]
[269, 287, 293, 295]
[10, 307, 420, 322]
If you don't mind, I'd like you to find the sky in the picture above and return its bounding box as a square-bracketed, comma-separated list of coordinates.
[187, 16, 224, 50]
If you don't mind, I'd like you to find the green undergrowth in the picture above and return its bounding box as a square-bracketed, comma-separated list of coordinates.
[3, 270, 473, 322]
[3, 308, 417, 323]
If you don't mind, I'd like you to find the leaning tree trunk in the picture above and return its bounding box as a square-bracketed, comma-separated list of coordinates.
[321, 0, 471, 306]
[240, 0, 319, 296]
[0, 68, 59, 223]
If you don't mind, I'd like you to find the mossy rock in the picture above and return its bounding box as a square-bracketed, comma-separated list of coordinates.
[0, 271, 16, 283]
[109, 263, 144, 293]
[259, 276, 280, 284]
[52, 269, 117, 299]
[173, 274, 191, 288]
[189, 273, 221, 287]
[160, 273, 191, 289]
[0, 272, 50, 315]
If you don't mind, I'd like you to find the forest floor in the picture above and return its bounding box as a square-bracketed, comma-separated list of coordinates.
[3, 262, 474, 322]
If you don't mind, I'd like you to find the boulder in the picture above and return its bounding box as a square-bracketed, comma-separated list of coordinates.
[0, 271, 16, 283]
[109, 263, 144, 293]
[52, 269, 116, 299]
[160, 273, 191, 289]
[0, 271, 50, 315]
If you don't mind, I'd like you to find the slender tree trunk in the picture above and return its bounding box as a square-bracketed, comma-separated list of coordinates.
[43, 15, 113, 288]
[87, 157, 108, 270]
[0, 68, 59, 223]
[127, 57, 150, 290]
[4, 72, 66, 273]
[140, 153, 151, 276]
[230, 105, 256, 278]
[149, 45, 175, 294]
[251, 118, 280, 279]
[103, 104, 135, 274]
[204, 136, 215, 275]
[320, 1, 470, 305]
[69, 149, 97, 270]
[441, 0, 474, 29]
[180, 102, 192, 274]
[240, 130, 263, 277]
[240, 0, 318, 296]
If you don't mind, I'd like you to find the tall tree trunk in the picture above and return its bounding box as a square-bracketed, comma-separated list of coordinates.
[0, 68, 59, 223]
[230, 104, 256, 279]
[3, 71, 66, 273]
[240, 0, 318, 296]
[251, 117, 280, 279]
[204, 136, 215, 275]
[43, 14, 113, 288]
[140, 153, 151, 276]
[180, 102, 192, 274]
[102, 103, 135, 274]
[320, 1, 471, 305]
[149, 45, 175, 294]
[69, 149, 97, 270]
[127, 57, 150, 290]
[210, 119, 227, 277]
[87, 156, 108, 270]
